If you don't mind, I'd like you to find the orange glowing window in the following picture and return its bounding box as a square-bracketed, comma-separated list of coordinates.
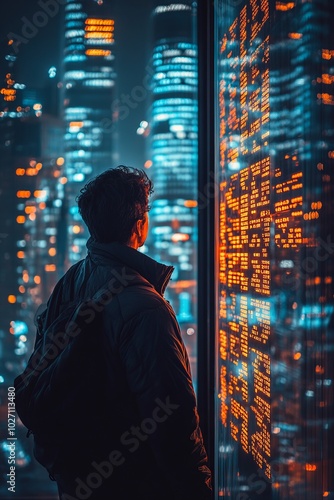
[48, 248, 57, 257]
[25, 206, 36, 214]
[16, 216, 26, 224]
[85, 26, 114, 32]
[45, 264, 56, 272]
[17, 251, 25, 259]
[72, 225, 81, 234]
[317, 93, 334, 105]
[318, 75, 334, 85]
[305, 464, 317, 471]
[16, 168, 25, 176]
[26, 168, 38, 176]
[171, 233, 190, 243]
[293, 352, 301, 360]
[288, 33, 302, 40]
[276, 1, 295, 11]
[34, 276, 41, 284]
[69, 121, 83, 128]
[60, 177, 68, 185]
[322, 49, 334, 60]
[17, 191, 31, 198]
[184, 200, 198, 208]
[34, 190, 46, 197]
[0, 88, 16, 99]
[39, 202, 46, 210]
[85, 18, 114, 26]
[36, 162, 43, 170]
[18, 285, 25, 293]
[84, 32, 113, 39]
[8, 295, 16, 304]
[56, 157, 65, 166]
[22, 272, 29, 283]
[144, 160, 153, 169]
[85, 49, 112, 57]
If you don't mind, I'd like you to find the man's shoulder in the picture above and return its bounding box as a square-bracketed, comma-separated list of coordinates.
[51, 260, 84, 292]
[116, 277, 169, 321]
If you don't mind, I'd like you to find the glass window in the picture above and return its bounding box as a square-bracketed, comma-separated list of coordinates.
[215, 0, 334, 497]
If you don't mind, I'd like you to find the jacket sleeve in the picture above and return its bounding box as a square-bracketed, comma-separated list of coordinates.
[119, 302, 212, 499]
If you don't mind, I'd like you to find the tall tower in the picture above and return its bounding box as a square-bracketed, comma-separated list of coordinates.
[215, 0, 334, 497]
[63, 0, 117, 265]
[147, 3, 198, 380]
[0, 42, 64, 366]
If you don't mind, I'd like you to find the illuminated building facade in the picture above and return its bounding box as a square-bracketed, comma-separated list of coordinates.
[211, 0, 334, 497]
[0, 48, 64, 365]
[63, 0, 116, 265]
[9, 118, 65, 348]
[147, 3, 198, 379]
[0, 51, 27, 363]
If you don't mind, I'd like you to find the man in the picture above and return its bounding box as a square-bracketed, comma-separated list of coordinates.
[34, 166, 212, 499]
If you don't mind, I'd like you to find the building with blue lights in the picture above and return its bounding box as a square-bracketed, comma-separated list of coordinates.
[63, 0, 117, 265]
[146, 3, 198, 377]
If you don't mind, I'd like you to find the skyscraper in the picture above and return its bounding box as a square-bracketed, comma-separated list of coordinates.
[0, 44, 64, 364]
[147, 2, 198, 379]
[63, 0, 117, 265]
[215, 0, 334, 497]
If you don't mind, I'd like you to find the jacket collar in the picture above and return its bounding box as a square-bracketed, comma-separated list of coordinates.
[86, 237, 174, 296]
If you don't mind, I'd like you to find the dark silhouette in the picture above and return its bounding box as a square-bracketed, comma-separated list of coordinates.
[18, 166, 212, 500]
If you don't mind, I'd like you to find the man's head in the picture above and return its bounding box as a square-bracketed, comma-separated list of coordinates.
[77, 166, 153, 248]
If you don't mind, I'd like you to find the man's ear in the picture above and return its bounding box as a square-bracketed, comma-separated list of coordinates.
[134, 218, 142, 237]
[138, 215, 147, 231]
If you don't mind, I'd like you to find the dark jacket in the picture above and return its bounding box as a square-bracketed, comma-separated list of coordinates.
[35, 238, 212, 500]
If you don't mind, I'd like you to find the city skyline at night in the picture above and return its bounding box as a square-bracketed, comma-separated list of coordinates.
[1, 0, 333, 498]
[0, 0, 157, 168]
[0, 1, 199, 349]
[0, 0, 193, 498]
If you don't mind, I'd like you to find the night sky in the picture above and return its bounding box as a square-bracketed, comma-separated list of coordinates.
[0, 0, 161, 168]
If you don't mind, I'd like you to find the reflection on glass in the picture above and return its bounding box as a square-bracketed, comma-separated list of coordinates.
[215, 0, 334, 497]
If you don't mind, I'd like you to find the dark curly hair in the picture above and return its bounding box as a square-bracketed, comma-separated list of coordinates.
[76, 166, 154, 244]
